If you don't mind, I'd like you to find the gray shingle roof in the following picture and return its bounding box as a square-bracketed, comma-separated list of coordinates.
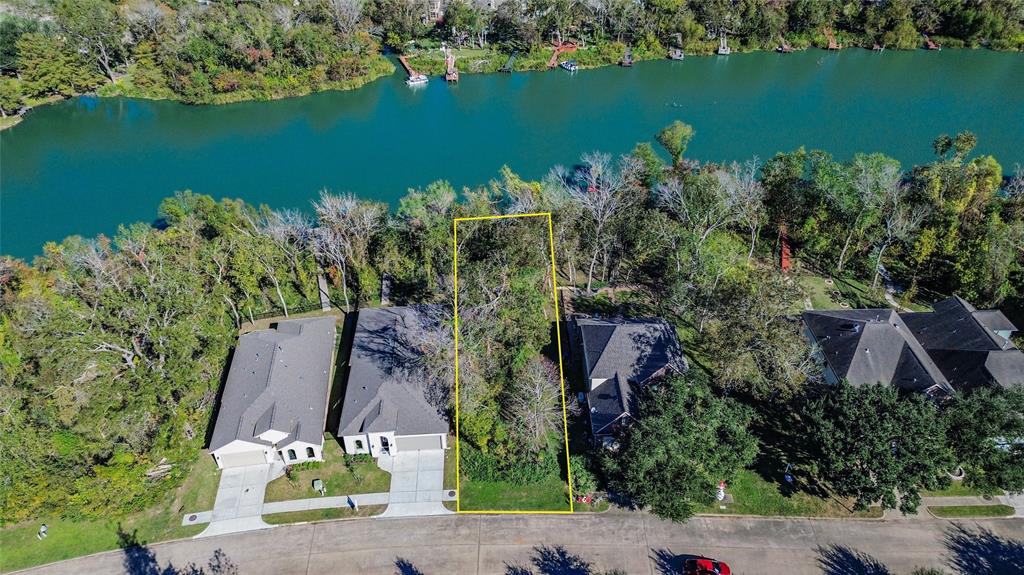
[209, 317, 337, 451]
[900, 297, 1024, 389]
[804, 296, 1023, 393]
[577, 317, 687, 436]
[803, 308, 948, 392]
[579, 317, 686, 383]
[337, 306, 449, 438]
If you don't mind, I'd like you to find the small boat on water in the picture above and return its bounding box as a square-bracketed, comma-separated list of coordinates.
[406, 73, 428, 86]
[559, 59, 578, 72]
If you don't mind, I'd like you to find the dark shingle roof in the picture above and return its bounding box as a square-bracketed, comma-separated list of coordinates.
[587, 374, 633, 435]
[209, 317, 336, 451]
[337, 306, 449, 438]
[577, 317, 686, 436]
[578, 317, 686, 384]
[802, 308, 948, 392]
[804, 296, 1024, 393]
[900, 297, 1024, 389]
[902, 296, 1008, 351]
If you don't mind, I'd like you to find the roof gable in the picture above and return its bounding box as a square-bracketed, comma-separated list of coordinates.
[338, 306, 449, 438]
[807, 296, 1022, 394]
[578, 317, 686, 384]
[209, 317, 336, 451]
[803, 309, 948, 392]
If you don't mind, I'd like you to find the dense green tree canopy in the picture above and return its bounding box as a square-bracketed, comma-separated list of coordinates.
[944, 387, 1024, 494]
[802, 381, 954, 514]
[2, 123, 1021, 528]
[2, 0, 1022, 110]
[604, 372, 758, 522]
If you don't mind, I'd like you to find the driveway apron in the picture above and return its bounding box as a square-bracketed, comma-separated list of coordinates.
[197, 464, 274, 537]
[378, 449, 452, 517]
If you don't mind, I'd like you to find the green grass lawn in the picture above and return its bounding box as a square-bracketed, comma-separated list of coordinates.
[443, 442, 459, 511]
[799, 274, 839, 310]
[921, 481, 988, 498]
[929, 504, 1015, 518]
[798, 270, 890, 311]
[701, 469, 882, 518]
[0, 456, 221, 573]
[262, 505, 383, 525]
[458, 476, 570, 512]
[264, 435, 390, 502]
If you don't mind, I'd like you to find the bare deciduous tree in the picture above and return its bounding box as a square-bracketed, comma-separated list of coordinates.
[656, 170, 739, 270]
[552, 152, 628, 292]
[327, 0, 364, 36]
[833, 157, 900, 273]
[872, 183, 928, 288]
[312, 191, 386, 308]
[124, 0, 166, 40]
[720, 159, 765, 260]
[505, 356, 563, 453]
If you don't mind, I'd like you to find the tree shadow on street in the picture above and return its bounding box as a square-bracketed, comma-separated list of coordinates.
[650, 549, 702, 575]
[816, 544, 891, 575]
[504, 544, 622, 575]
[944, 523, 1024, 575]
[117, 525, 238, 575]
[394, 556, 425, 575]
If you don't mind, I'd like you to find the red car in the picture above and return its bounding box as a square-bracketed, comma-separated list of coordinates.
[684, 557, 732, 575]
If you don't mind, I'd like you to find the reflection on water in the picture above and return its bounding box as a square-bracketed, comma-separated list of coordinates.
[2, 49, 1022, 258]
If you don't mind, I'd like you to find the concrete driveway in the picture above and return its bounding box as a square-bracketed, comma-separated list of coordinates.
[378, 449, 452, 517]
[197, 464, 274, 537]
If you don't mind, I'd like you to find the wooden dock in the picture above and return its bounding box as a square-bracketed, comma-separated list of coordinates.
[500, 51, 518, 73]
[548, 42, 577, 68]
[824, 27, 841, 50]
[620, 47, 633, 67]
[445, 49, 459, 83]
[398, 55, 427, 85]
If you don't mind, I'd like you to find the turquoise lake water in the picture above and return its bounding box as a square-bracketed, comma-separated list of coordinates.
[2, 49, 1022, 258]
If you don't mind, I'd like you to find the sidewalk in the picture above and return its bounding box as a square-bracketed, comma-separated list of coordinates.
[261, 492, 389, 514]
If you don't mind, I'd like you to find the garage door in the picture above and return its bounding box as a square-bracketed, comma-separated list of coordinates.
[219, 450, 266, 467]
[395, 435, 442, 451]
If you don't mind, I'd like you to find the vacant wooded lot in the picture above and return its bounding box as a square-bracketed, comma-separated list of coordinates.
[453, 214, 572, 512]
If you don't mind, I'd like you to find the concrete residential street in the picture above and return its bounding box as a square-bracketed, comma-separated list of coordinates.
[13, 513, 1024, 575]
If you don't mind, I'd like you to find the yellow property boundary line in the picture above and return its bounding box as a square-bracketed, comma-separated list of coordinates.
[452, 212, 575, 514]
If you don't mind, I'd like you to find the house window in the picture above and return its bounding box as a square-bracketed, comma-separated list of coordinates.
[287, 449, 296, 460]
[306, 447, 315, 458]
[354, 439, 364, 451]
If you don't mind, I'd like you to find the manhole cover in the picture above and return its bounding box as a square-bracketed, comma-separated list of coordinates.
[188, 514, 197, 521]
[448, 490, 456, 497]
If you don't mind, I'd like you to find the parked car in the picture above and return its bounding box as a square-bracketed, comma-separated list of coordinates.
[684, 557, 731, 575]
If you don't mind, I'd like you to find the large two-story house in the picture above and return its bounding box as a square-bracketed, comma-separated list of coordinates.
[803, 296, 1024, 397]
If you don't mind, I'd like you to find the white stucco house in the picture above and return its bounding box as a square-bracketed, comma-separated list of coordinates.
[337, 306, 449, 457]
[208, 317, 337, 469]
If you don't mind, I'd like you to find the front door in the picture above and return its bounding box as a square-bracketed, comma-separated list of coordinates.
[380, 436, 391, 455]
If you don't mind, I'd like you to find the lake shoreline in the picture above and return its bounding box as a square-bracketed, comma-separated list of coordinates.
[4, 48, 1022, 259]
[3, 43, 1019, 133]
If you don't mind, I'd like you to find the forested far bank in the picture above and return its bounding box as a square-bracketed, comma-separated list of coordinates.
[2, 0, 1023, 118]
[1, 123, 1023, 526]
